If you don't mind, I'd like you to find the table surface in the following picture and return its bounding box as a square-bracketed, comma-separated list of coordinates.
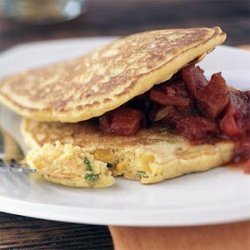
[0, 0, 249, 249]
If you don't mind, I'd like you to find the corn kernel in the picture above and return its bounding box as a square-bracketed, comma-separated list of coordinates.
[139, 154, 154, 172]
[94, 149, 114, 163]
[116, 162, 127, 172]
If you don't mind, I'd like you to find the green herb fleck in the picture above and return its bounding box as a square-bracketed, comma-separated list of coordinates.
[84, 157, 92, 171]
[84, 172, 99, 181]
[83, 157, 99, 182]
[137, 171, 149, 179]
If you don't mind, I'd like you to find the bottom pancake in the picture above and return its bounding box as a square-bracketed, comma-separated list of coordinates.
[22, 119, 234, 188]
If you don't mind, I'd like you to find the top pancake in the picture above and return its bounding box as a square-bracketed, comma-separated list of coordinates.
[0, 27, 226, 122]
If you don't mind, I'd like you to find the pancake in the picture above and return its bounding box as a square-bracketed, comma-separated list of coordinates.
[22, 119, 234, 188]
[0, 27, 225, 122]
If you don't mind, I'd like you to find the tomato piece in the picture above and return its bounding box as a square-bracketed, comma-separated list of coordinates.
[182, 67, 229, 119]
[220, 104, 242, 138]
[111, 108, 143, 136]
[196, 73, 229, 119]
[176, 117, 218, 140]
[220, 90, 249, 138]
[181, 66, 208, 97]
[150, 89, 190, 108]
[99, 108, 143, 136]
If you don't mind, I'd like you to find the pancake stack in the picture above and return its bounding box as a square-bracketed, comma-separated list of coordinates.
[0, 27, 234, 188]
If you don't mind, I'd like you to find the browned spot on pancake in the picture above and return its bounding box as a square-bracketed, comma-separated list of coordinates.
[76, 105, 83, 110]
[52, 100, 68, 111]
[103, 98, 112, 103]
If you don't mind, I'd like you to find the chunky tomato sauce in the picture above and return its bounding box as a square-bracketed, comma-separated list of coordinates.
[99, 65, 250, 171]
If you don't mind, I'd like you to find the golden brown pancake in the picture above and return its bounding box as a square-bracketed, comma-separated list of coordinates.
[1, 27, 234, 188]
[0, 27, 226, 122]
[22, 119, 234, 188]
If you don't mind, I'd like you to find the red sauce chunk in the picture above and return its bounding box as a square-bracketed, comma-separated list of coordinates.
[150, 80, 190, 109]
[98, 65, 250, 172]
[99, 108, 143, 136]
[176, 117, 218, 140]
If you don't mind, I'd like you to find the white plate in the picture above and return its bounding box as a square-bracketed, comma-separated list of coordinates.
[0, 38, 249, 226]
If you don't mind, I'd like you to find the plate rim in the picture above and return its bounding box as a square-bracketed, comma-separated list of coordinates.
[0, 38, 250, 226]
[1, 195, 250, 226]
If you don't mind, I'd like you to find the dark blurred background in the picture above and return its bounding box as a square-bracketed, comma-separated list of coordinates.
[0, 0, 250, 52]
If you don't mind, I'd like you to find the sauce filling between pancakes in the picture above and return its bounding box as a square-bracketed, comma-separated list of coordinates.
[99, 65, 250, 171]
